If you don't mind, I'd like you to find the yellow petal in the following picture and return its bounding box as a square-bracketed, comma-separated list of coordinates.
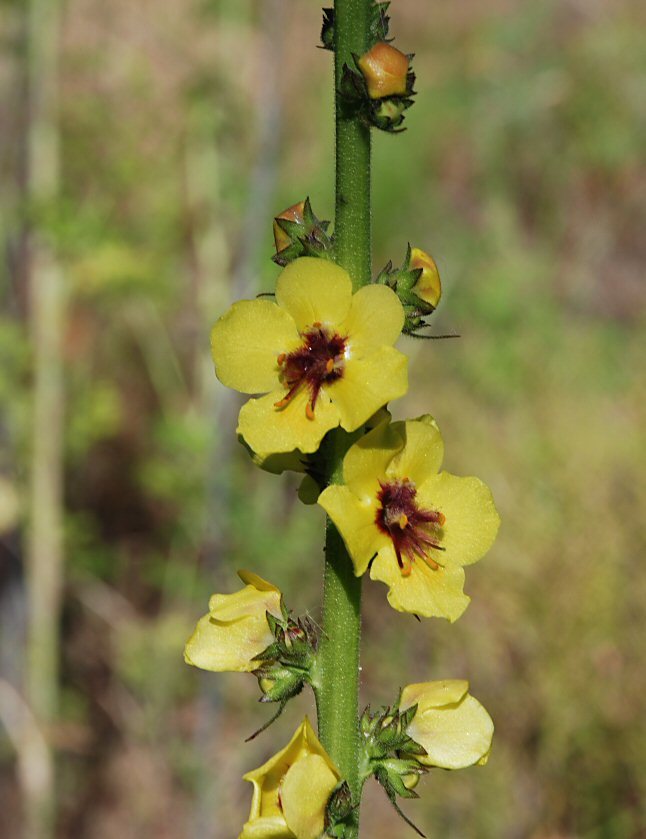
[331, 346, 408, 432]
[318, 485, 389, 576]
[238, 388, 340, 455]
[400, 680, 469, 713]
[208, 585, 281, 622]
[239, 817, 294, 839]
[417, 472, 500, 567]
[410, 247, 442, 308]
[242, 718, 322, 786]
[281, 754, 339, 839]
[407, 695, 494, 770]
[211, 300, 299, 394]
[183, 612, 274, 672]
[275, 257, 352, 331]
[370, 547, 471, 621]
[342, 418, 404, 500]
[386, 416, 444, 486]
[340, 283, 404, 357]
[242, 718, 338, 838]
[237, 570, 281, 594]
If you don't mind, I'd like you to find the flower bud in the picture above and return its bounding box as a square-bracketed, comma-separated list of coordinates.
[410, 246, 442, 309]
[271, 198, 333, 267]
[273, 200, 305, 254]
[372, 97, 407, 131]
[257, 664, 305, 703]
[358, 42, 410, 99]
[401, 772, 420, 791]
[376, 244, 444, 334]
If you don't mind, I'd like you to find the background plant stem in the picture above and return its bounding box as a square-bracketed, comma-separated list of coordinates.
[24, 0, 63, 835]
[315, 1, 372, 835]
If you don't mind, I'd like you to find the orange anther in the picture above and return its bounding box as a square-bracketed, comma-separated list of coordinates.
[400, 561, 412, 577]
[398, 513, 409, 529]
[277, 352, 286, 366]
[305, 401, 315, 421]
[437, 512, 446, 526]
[312, 321, 322, 328]
[325, 358, 335, 374]
[425, 555, 440, 571]
[274, 396, 290, 409]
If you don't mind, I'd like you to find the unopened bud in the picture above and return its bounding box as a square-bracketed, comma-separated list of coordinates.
[258, 676, 276, 695]
[271, 197, 333, 267]
[410, 247, 442, 309]
[401, 772, 420, 791]
[273, 201, 306, 254]
[358, 42, 410, 99]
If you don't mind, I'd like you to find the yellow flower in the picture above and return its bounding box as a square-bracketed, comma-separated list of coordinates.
[240, 717, 341, 839]
[410, 246, 441, 310]
[212, 257, 407, 455]
[318, 416, 500, 621]
[399, 680, 494, 769]
[357, 42, 410, 99]
[184, 571, 282, 673]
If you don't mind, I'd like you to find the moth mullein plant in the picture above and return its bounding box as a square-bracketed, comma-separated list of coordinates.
[184, 3, 501, 836]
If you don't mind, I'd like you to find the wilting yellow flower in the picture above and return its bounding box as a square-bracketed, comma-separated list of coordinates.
[400, 680, 494, 769]
[240, 717, 340, 839]
[410, 247, 441, 310]
[212, 257, 407, 455]
[184, 571, 282, 673]
[318, 416, 500, 621]
[358, 42, 410, 99]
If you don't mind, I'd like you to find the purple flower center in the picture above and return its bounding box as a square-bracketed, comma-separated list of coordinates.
[375, 478, 445, 575]
[275, 323, 346, 419]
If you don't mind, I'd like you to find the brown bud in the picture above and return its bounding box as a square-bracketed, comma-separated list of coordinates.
[273, 201, 306, 253]
[357, 42, 410, 99]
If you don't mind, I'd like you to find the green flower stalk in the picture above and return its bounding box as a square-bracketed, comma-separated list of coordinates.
[314, 3, 374, 834]
[185, 2, 500, 836]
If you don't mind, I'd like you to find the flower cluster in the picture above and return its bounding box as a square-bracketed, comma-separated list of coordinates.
[186, 244, 499, 833]
[184, 4, 501, 835]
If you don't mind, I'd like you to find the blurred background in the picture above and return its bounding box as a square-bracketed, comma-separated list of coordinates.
[1, 0, 645, 837]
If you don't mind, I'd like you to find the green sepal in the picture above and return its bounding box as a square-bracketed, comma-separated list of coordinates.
[363, 703, 425, 756]
[247, 610, 318, 725]
[376, 758, 424, 798]
[325, 780, 354, 835]
[320, 7, 335, 50]
[255, 664, 305, 703]
[272, 196, 334, 267]
[245, 699, 288, 743]
[374, 766, 426, 838]
[358, 703, 429, 835]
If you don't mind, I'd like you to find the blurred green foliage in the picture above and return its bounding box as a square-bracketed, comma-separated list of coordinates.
[1, 0, 644, 837]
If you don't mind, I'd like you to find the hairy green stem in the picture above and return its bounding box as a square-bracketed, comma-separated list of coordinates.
[315, 1, 372, 835]
[333, 0, 372, 289]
